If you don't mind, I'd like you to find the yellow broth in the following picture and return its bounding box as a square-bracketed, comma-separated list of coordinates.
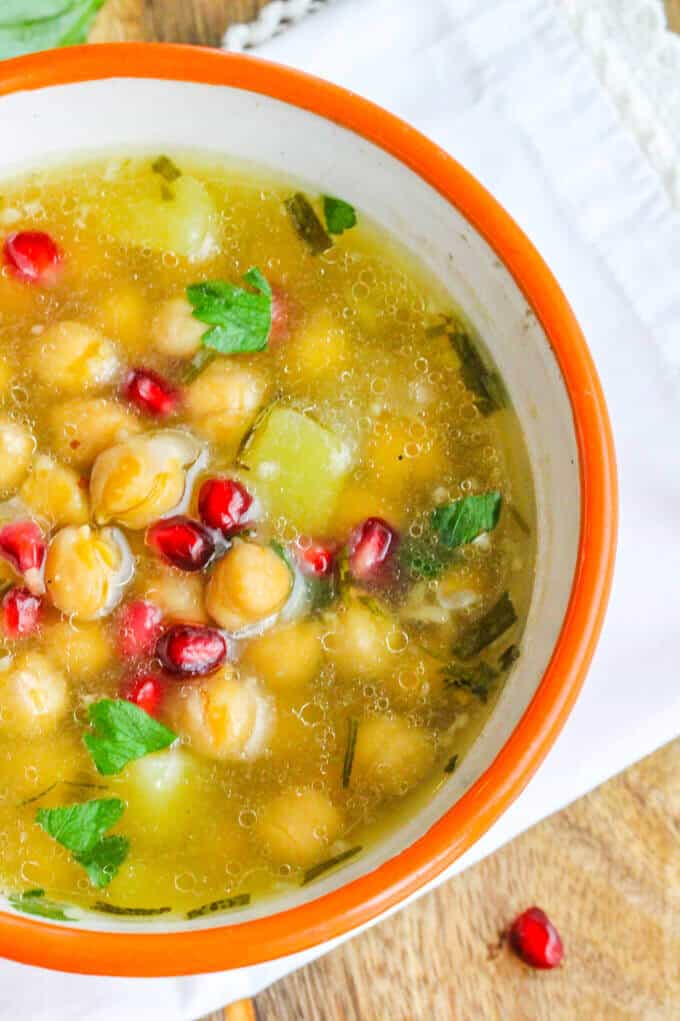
[0, 154, 535, 918]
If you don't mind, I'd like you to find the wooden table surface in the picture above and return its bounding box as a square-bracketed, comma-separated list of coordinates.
[91, 3, 680, 1018]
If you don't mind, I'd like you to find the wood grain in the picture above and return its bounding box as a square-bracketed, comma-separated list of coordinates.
[91, 3, 680, 1018]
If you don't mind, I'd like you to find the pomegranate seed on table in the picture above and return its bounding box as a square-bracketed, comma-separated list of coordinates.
[122, 672, 165, 718]
[198, 478, 253, 536]
[269, 285, 292, 344]
[146, 516, 215, 572]
[116, 600, 164, 659]
[1, 587, 41, 638]
[156, 624, 227, 677]
[509, 907, 564, 969]
[3, 230, 62, 286]
[348, 517, 398, 583]
[0, 519, 46, 595]
[296, 539, 335, 578]
[122, 367, 180, 417]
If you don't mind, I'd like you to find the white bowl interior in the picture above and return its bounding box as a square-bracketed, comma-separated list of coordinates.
[0, 78, 579, 933]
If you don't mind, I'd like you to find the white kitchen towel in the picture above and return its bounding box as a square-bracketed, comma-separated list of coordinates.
[1, 1, 679, 1017]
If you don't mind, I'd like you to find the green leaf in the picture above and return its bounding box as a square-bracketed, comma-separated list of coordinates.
[77, 835, 129, 889]
[92, 901, 172, 916]
[36, 798, 128, 889]
[9, 888, 73, 922]
[443, 754, 458, 774]
[342, 718, 358, 788]
[399, 536, 455, 581]
[0, 1, 105, 60]
[302, 845, 362, 886]
[187, 267, 272, 356]
[323, 196, 357, 235]
[285, 193, 332, 255]
[151, 155, 181, 183]
[453, 592, 518, 660]
[186, 892, 251, 920]
[448, 326, 506, 416]
[432, 492, 502, 549]
[83, 699, 176, 776]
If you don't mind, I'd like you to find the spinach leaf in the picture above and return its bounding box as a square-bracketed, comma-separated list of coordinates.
[323, 196, 357, 235]
[36, 798, 128, 889]
[187, 267, 272, 356]
[83, 699, 176, 776]
[453, 592, 517, 660]
[0, 1, 105, 60]
[285, 193, 332, 255]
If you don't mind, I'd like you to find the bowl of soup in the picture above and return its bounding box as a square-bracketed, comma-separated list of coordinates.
[0, 44, 616, 975]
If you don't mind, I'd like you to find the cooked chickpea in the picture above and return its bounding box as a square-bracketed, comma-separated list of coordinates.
[256, 788, 342, 867]
[0, 416, 34, 491]
[328, 599, 394, 681]
[205, 542, 292, 632]
[45, 524, 132, 619]
[167, 664, 273, 762]
[30, 321, 120, 393]
[185, 359, 268, 447]
[96, 286, 149, 356]
[243, 619, 323, 692]
[351, 716, 434, 795]
[42, 619, 114, 680]
[48, 397, 141, 469]
[20, 454, 89, 527]
[0, 652, 68, 737]
[143, 564, 207, 623]
[151, 297, 205, 359]
[90, 429, 201, 529]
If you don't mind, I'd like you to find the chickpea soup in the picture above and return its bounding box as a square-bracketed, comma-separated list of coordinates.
[0, 154, 534, 921]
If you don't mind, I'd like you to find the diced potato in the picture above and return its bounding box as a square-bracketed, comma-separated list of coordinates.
[20, 453, 89, 527]
[110, 176, 218, 261]
[0, 416, 34, 492]
[0, 651, 69, 737]
[48, 397, 142, 469]
[143, 564, 208, 623]
[328, 599, 394, 681]
[243, 619, 322, 692]
[256, 788, 342, 866]
[205, 541, 292, 633]
[242, 406, 351, 532]
[352, 716, 434, 795]
[152, 297, 205, 359]
[42, 619, 114, 680]
[185, 359, 268, 449]
[287, 310, 349, 382]
[121, 747, 198, 839]
[95, 285, 149, 355]
[364, 414, 446, 498]
[30, 321, 120, 393]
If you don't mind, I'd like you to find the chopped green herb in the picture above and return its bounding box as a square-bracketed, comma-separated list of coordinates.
[9, 888, 73, 922]
[399, 536, 454, 582]
[499, 644, 520, 671]
[19, 781, 58, 807]
[35, 798, 129, 889]
[83, 699, 176, 776]
[342, 718, 358, 788]
[159, 182, 174, 202]
[187, 267, 272, 356]
[443, 754, 459, 774]
[92, 902, 171, 916]
[449, 326, 506, 416]
[181, 347, 215, 384]
[20, 779, 109, 807]
[509, 505, 531, 535]
[151, 155, 181, 183]
[186, 892, 251, 920]
[302, 845, 362, 885]
[0, 1, 106, 61]
[432, 492, 502, 549]
[285, 193, 332, 255]
[453, 592, 517, 660]
[443, 662, 498, 702]
[323, 196, 357, 235]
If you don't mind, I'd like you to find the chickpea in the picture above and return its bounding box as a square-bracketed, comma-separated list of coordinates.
[256, 788, 342, 867]
[351, 716, 434, 795]
[96, 285, 148, 356]
[167, 664, 273, 762]
[0, 416, 34, 492]
[151, 297, 205, 359]
[30, 321, 120, 393]
[143, 564, 208, 623]
[205, 542, 292, 632]
[48, 397, 142, 469]
[45, 524, 132, 620]
[243, 619, 322, 692]
[42, 619, 114, 680]
[328, 599, 394, 681]
[0, 651, 68, 737]
[20, 454, 89, 527]
[90, 429, 202, 529]
[185, 359, 267, 448]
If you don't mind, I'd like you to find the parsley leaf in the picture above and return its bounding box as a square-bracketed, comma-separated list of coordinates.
[9, 888, 73, 922]
[187, 267, 272, 356]
[432, 492, 502, 548]
[83, 699, 176, 776]
[36, 798, 128, 889]
[0, 1, 105, 60]
[323, 196, 357, 235]
[285, 193, 332, 255]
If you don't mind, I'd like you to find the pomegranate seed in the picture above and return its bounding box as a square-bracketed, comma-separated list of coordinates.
[156, 624, 227, 676]
[122, 672, 164, 717]
[0, 520, 46, 595]
[296, 539, 335, 578]
[269, 285, 293, 343]
[198, 478, 253, 536]
[146, 516, 215, 572]
[123, 367, 180, 417]
[4, 231, 62, 286]
[116, 600, 164, 659]
[509, 907, 564, 969]
[2, 587, 41, 638]
[348, 517, 398, 583]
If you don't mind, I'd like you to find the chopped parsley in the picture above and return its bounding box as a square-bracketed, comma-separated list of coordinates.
[342, 718, 358, 788]
[323, 196, 357, 235]
[151, 155, 181, 182]
[401, 491, 502, 581]
[92, 902, 171, 916]
[186, 267, 272, 358]
[453, 592, 518, 660]
[36, 798, 129, 889]
[83, 699, 176, 776]
[186, 892, 251, 920]
[443, 662, 498, 703]
[302, 845, 362, 886]
[285, 193, 332, 255]
[8, 888, 73, 922]
[443, 754, 459, 774]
